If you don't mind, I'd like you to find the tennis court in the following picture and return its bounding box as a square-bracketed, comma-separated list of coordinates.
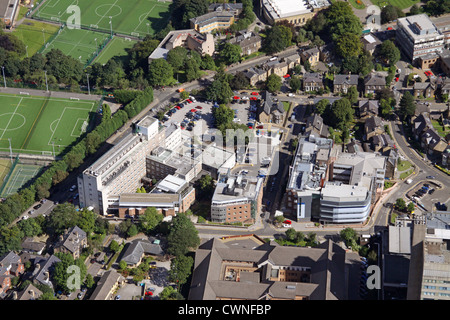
[0, 93, 97, 156]
[33, 0, 171, 37]
[0, 163, 43, 197]
[40, 26, 111, 65]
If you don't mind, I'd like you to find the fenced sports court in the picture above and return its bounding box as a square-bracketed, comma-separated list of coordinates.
[0, 155, 48, 197]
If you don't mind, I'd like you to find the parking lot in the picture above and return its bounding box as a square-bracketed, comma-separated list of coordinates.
[406, 180, 448, 212]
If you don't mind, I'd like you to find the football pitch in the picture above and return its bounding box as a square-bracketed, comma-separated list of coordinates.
[41, 26, 111, 65]
[0, 93, 96, 156]
[33, 0, 171, 37]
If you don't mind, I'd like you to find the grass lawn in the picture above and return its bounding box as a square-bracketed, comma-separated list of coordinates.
[400, 169, 414, 180]
[12, 19, 60, 58]
[282, 101, 291, 112]
[370, 0, 419, 9]
[93, 36, 137, 65]
[397, 159, 412, 171]
[431, 120, 448, 138]
[0, 93, 96, 155]
[33, 0, 171, 37]
[349, 0, 365, 9]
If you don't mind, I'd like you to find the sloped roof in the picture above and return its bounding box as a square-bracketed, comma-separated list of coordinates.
[121, 239, 164, 265]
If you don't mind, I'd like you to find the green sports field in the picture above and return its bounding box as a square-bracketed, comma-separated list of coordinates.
[93, 36, 137, 65]
[33, 0, 171, 37]
[40, 26, 111, 65]
[0, 93, 96, 156]
[12, 19, 61, 58]
[370, 0, 419, 9]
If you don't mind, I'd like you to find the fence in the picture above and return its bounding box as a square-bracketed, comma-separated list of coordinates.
[0, 155, 20, 196]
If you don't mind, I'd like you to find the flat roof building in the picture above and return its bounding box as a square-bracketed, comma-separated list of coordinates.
[396, 14, 445, 62]
[260, 0, 330, 26]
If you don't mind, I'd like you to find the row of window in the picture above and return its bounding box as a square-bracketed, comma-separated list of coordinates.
[423, 286, 450, 291]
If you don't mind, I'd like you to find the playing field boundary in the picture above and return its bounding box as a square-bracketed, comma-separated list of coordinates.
[21, 94, 51, 150]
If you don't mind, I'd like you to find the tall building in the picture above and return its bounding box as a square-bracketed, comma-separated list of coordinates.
[0, 0, 19, 28]
[78, 116, 163, 215]
[396, 14, 445, 63]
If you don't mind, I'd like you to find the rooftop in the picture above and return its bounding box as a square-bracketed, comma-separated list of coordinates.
[321, 182, 368, 202]
[398, 14, 442, 40]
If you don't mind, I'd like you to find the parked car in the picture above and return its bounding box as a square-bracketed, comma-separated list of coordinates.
[429, 189, 435, 195]
[69, 185, 76, 192]
[426, 176, 436, 179]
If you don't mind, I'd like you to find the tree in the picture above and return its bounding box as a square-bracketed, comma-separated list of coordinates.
[45, 203, 79, 236]
[160, 286, 184, 300]
[380, 98, 395, 119]
[194, 174, 215, 199]
[205, 78, 233, 104]
[379, 40, 400, 66]
[148, 58, 174, 86]
[201, 54, 216, 71]
[183, 56, 201, 82]
[127, 224, 138, 238]
[346, 86, 359, 105]
[84, 273, 95, 289]
[398, 91, 415, 120]
[139, 207, 163, 234]
[289, 76, 302, 93]
[230, 72, 249, 90]
[407, 202, 416, 213]
[285, 228, 297, 242]
[340, 227, 358, 243]
[167, 214, 200, 257]
[395, 198, 406, 211]
[381, 5, 404, 24]
[219, 43, 242, 65]
[109, 239, 121, 253]
[85, 131, 102, 155]
[329, 98, 354, 130]
[167, 46, 188, 72]
[168, 254, 193, 288]
[315, 98, 330, 115]
[335, 33, 362, 58]
[263, 25, 292, 54]
[266, 73, 282, 93]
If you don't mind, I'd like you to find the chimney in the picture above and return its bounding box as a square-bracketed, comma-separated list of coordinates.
[44, 271, 50, 282]
[29, 289, 35, 299]
[12, 291, 17, 300]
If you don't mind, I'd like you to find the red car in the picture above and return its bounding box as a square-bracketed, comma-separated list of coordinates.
[250, 97, 257, 101]
[186, 99, 192, 103]
[256, 125, 263, 129]
[175, 106, 181, 110]
[387, 27, 393, 31]
[196, 106, 203, 109]
[395, 77, 399, 82]
[190, 109, 197, 112]
[251, 92, 259, 96]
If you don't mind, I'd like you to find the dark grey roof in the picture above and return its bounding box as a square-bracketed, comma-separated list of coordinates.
[359, 100, 379, 115]
[364, 72, 386, 86]
[365, 116, 383, 133]
[303, 72, 323, 84]
[33, 255, 61, 289]
[56, 225, 86, 254]
[121, 239, 164, 265]
[334, 74, 359, 86]
[260, 91, 285, 115]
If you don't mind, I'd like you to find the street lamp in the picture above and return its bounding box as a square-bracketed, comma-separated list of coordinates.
[86, 73, 90, 95]
[25, 45, 28, 58]
[42, 28, 45, 44]
[44, 70, 48, 92]
[1, 66, 6, 88]
[109, 16, 113, 37]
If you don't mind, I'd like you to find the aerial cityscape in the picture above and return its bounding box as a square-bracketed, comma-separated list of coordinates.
[0, 0, 448, 305]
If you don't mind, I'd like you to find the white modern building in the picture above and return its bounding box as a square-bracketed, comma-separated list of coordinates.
[78, 116, 163, 215]
[396, 14, 445, 62]
[260, 0, 330, 26]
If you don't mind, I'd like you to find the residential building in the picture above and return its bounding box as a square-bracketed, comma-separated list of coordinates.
[258, 91, 285, 124]
[300, 47, 320, 67]
[364, 72, 386, 95]
[189, 234, 350, 300]
[0, 251, 24, 297]
[244, 67, 268, 86]
[304, 113, 329, 138]
[16, 283, 42, 300]
[370, 133, 395, 154]
[211, 172, 264, 224]
[303, 72, 324, 92]
[396, 14, 444, 63]
[358, 100, 379, 119]
[413, 112, 448, 156]
[53, 226, 87, 259]
[364, 116, 384, 140]
[32, 255, 61, 290]
[148, 29, 215, 62]
[361, 33, 381, 55]
[284, 53, 301, 70]
[228, 31, 262, 56]
[264, 59, 289, 77]
[0, 0, 19, 28]
[89, 270, 125, 300]
[333, 74, 359, 94]
[260, 0, 331, 27]
[120, 238, 164, 267]
[21, 238, 45, 255]
[190, 11, 235, 33]
[78, 116, 164, 215]
[413, 82, 436, 98]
